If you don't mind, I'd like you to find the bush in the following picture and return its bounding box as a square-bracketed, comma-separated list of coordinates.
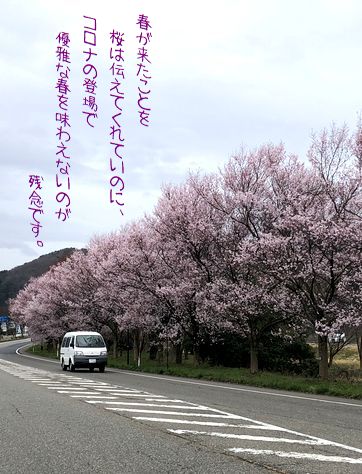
[196, 332, 318, 377]
[258, 335, 318, 377]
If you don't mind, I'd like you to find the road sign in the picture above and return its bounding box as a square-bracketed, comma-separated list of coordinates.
[0, 315, 10, 322]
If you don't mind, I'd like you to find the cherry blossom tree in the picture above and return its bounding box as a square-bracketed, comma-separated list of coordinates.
[190, 145, 304, 372]
[9, 123, 362, 380]
[236, 125, 362, 378]
[149, 178, 227, 361]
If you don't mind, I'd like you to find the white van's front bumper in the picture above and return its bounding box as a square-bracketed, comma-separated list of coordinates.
[73, 355, 107, 368]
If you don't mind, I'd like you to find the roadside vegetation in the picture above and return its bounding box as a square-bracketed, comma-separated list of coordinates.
[10, 123, 362, 387]
[27, 342, 362, 400]
[0, 335, 27, 343]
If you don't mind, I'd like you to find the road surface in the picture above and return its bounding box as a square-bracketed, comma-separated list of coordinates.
[0, 339, 361, 473]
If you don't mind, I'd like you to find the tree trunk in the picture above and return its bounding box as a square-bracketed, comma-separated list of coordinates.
[175, 343, 182, 364]
[318, 334, 329, 379]
[249, 337, 258, 374]
[328, 343, 334, 368]
[112, 327, 120, 358]
[328, 352, 334, 368]
[357, 335, 362, 370]
[133, 333, 139, 366]
[149, 345, 158, 360]
[133, 330, 144, 368]
[157, 343, 164, 364]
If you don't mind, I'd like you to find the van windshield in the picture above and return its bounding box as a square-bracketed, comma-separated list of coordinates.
[75, 335, 105, 348]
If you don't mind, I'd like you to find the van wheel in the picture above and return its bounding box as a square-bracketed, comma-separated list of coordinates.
[61, 359, 67, 371]
[89, 367, 94, 372]
[69, 360, 75, 372]
[99, 365, 105, 373]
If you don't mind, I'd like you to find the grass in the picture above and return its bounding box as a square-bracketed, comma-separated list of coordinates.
[29, 344, 59, 359]
[27, 343, 362, 400]
[333, 345, 360, 368]
[0, 335, 28, 343]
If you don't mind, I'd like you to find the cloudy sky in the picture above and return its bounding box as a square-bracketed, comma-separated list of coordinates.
[1, 0, 362, 270]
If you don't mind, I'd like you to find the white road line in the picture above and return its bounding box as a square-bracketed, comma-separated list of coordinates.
[24, 378, 53, 381]
[85, 402, 211, 410]
[168, 430, 329, 446]
[134, 418, 286, 429]
[3, 358, 362, 457]
[38, 382, 63, 385]
[118, 371, 362, 408]
[95, 389, 141, 393]
[58, 378, 86, 382]
[69, 382, 110, 385]
[228, 448, 362, 464]
[24, 378, 48, 381]
[108, 393, 165, 398]
[107, 408, 241, 418]
[57, 391, 101, 395]
[46, 386, 92, 390]
[70, 395, 119, 399]
[15, 347, 362, 408]
[145, 398, 188, 403]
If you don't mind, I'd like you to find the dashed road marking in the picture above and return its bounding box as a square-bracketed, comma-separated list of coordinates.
[229, 448, 362, 464]
[168, 429, 331, 446]
[133, 418, 286, 429]
[57, 391, 101, 395]
[106, 408, 243, 418]
[70, 395, 119, 399]
[1, 357, 362, 468]
[85, 401, 211, 410]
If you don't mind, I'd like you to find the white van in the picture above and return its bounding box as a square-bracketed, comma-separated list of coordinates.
[60, 331, 108, 372]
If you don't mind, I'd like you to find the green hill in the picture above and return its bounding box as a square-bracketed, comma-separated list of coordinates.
[0, 248, 77, 313]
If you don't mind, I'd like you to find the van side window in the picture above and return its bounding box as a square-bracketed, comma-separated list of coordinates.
[65, 337, 70, 348]
[70, 336, 74, 347]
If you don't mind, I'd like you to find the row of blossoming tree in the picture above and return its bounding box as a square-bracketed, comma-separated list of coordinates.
[9, 125, 362, 378]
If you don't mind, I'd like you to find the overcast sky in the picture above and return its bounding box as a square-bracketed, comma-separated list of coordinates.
[1, 0, 362, 270]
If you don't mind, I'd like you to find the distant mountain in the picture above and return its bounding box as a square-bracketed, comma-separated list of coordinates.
[0, 248, 77, 313]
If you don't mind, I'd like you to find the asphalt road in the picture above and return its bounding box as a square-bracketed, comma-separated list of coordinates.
[0, 339, 361, 473]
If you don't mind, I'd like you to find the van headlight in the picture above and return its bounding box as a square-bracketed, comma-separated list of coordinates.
[100, 351, 107, 356]
[74, 351, 84, 355]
